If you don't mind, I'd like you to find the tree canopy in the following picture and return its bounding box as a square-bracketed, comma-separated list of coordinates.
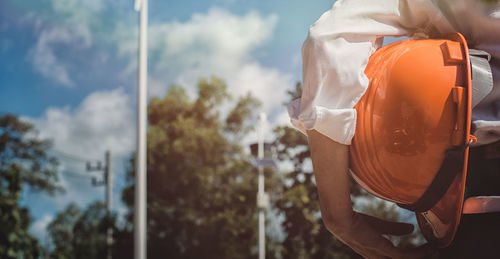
[0, 114, 61, 258]
[120, 77, 273, 258]
[47, 202, 114, 259]
[34, 78, 423, 258]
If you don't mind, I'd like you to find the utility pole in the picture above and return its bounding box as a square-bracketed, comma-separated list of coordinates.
[105, 151, 113, 259]
[87, 150, 113, 259]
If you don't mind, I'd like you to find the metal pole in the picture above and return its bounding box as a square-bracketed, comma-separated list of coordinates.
[105, 150, 113, 259]
[135, 0, 148, 258]
[258, 112, 265, 259]
[86, 152, 114, 257]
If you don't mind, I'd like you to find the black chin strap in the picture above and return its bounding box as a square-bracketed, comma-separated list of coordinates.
[398, 145, 467, 212]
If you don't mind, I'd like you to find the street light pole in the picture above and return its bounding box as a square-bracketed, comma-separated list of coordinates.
[250, 113, 275, 259]
[134, 0, 148, 259]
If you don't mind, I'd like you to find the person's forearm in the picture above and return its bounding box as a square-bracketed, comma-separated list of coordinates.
[307, 129, 354, 232]
[307, 130, 430, 258]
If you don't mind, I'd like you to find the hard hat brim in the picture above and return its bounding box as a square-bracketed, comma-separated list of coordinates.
[415, 32, 472, 247]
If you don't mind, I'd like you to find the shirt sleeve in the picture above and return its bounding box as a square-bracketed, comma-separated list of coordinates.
[288, 0, 452, 144]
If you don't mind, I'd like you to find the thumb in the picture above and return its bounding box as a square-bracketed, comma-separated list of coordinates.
[359, 213, 414, 236]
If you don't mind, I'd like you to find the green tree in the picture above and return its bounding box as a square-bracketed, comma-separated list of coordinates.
[47, 201, 114, 259]
[120, 77, 278, 258]
[47, 203, 80, 258]
[0, 114, 61, 258]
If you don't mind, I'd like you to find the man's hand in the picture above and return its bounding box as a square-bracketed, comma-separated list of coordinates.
[307, 130, 433, 258]
[331, 212, 432, 258]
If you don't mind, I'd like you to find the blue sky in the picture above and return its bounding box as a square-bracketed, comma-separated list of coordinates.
[1, 0, 336, 242]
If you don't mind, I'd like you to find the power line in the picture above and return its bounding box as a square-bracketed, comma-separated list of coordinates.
[62, 171, 93, 179]
[50, 149, 93, 163]
[61, 168, 97, 178]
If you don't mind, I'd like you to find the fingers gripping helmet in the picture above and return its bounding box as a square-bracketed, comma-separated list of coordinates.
[350, 32, 478, 247]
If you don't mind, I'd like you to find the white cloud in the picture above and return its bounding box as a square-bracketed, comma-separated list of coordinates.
[50, 0, 100, 41]
[117, 8, 293, 121]
[151, 8, 276, 71]
[30, 214, 53, 243]
[28, 28, 86, 87]
[114, 8, 296, 154]
[227, 62, 292, 113]
[26, 0, 104, 86]
[32, 88, 135, 159]
[24, 88, 135, 210]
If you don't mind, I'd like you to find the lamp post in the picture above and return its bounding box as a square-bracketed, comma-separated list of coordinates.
[134, 0, 148, 258]
[250, 112, 276, 259]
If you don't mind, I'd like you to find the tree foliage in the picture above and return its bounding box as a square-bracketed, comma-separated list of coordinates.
[120, 77, 271, 258]
[38, 78, 422, 258]
[0, 114, 61, 258]
[47, 203, 80, 258]
[47, 201, 114, 259]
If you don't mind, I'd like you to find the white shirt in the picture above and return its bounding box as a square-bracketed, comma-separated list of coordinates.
[288, 0, 500, 145]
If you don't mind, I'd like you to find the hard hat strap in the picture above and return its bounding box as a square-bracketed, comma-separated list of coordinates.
[398, 145, 466, 212]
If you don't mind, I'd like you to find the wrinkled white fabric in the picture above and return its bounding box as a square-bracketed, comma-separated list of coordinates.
[289, 0, 500, 145]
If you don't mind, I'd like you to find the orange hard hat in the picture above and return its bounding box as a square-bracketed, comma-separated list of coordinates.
[350, 32, 477, 247]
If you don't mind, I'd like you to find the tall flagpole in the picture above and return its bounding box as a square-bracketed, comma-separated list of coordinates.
[134, 0, 148, 259]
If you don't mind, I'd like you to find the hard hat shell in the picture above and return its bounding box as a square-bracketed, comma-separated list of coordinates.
[350, 32, 474, 247]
